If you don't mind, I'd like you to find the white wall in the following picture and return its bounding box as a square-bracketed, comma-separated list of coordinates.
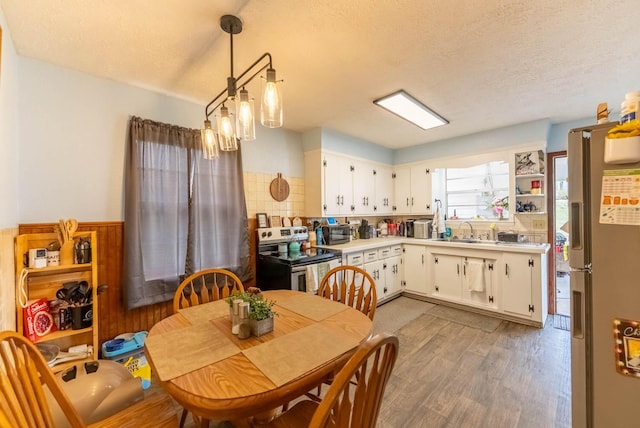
[0, 9, 20, 330]
[16, 57, 304, 223]
[0, 9, 20, 228]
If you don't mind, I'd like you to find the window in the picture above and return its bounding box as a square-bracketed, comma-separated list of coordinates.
[123, 117, 250, 309]
[433, 161, 510, 220]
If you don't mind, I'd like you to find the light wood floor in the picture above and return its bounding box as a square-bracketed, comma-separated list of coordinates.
[161, 297, 571, 428]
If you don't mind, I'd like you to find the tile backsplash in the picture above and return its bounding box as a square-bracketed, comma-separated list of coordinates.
[244, 172, 305, 225]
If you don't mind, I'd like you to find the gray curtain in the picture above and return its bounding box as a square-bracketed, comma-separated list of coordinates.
[123, 116, 249, 310]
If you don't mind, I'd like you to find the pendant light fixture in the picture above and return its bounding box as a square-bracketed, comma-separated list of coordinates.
[201, 15, 283, 157]
[201, 119, 219, 159]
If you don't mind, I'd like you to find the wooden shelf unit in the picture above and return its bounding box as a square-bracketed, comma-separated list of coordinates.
[15, 231, 98, 372]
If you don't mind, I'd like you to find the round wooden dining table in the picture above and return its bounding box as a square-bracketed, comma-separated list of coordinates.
[144, 289, 373, 425]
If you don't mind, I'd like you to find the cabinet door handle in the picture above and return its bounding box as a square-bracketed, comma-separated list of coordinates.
[457, 264, 460, 275]
[406, 197, 409, 206]
[505, 264, 509, 276]
[421, 254, 424, 264]
[337, 196, 340, 205]
[411, 197, 414, 206]
[463, 264, 466, 276]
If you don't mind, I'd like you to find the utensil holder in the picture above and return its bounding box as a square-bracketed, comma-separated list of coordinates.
[60, 242, 75, 265]
[71, 304, 93, 329]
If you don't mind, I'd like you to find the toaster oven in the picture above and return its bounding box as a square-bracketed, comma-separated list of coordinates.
[413, 220, 433, 239]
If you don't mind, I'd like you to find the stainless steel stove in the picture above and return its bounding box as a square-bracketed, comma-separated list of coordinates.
[256, 226, 341, 292]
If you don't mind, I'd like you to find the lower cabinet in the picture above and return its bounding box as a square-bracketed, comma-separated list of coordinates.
[402, 244, 428, 294]
[431, 252, 499, 310]
[363, 246, 403, 302]
[384, 255, 402, 297]
[501, 252, 546, 324]
[341, 241, 548, 327]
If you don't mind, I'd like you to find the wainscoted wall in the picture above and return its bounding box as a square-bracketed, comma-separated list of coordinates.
[18, 222, 258, 350]
[0, 227, 18, 331]
[244, 172, 305, 224]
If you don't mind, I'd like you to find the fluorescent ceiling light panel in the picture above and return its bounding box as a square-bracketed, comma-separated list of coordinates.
[374, 90, 448, 130]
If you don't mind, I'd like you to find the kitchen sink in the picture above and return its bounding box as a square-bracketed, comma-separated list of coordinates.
[433, 238, 488, 244]
[432, 238, 546, 247]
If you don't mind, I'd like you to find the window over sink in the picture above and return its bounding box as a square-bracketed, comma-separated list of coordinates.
[432, 161, 510, 221]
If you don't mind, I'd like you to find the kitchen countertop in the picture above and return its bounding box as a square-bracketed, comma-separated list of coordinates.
[317, 237, 550, 254]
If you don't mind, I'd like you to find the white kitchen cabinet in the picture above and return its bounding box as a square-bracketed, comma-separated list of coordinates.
[303, 150, 353, 217]
[431, 253, 463, 300]
[304, 150, 394, 217]
[431, 252, 498, 309]
[324, 152, 354, 215]
[402, 244, 428, 294]
[374, 164, 394, 215]
[393, 165, 433, 215]
[501, 252, 546, 324]
[363, 259, 385, 300]
[352, 159, 375, 215]
[363, 247, 401, 302]
[461, 257, 498, 309]
[384, 255, 402, 297]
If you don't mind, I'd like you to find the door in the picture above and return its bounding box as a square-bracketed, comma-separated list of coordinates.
[432, 253, 462, 299]
[402, 245, 427, 294]
[393, 166, 411, 214]
[411, 166, 432, 214]
[363, 259, 385, 300]
[323, 153, 352, 215]
[352, 159, 374, 215]
[548, 151, 569, 317]
[502, 252, 533, 318]
[374, 164, 394, 215]
[384, 255, 401, 296]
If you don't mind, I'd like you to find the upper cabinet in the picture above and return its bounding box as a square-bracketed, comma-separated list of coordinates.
[514, 150, 546, 215]
[373, 164, 394, 215]
[304, 150, 395, 217]
[393, 165, 433, 215]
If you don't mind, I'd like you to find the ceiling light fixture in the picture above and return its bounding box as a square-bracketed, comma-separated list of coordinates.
[373, 90, 448, 130]
[201, 15, 283, 159]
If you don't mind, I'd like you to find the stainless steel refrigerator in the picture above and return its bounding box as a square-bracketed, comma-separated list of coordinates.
[568, 122, 640, 427]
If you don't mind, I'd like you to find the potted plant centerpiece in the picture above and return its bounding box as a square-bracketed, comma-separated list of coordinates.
[225, 288, 277, 337]
[248, 294, 277, 337]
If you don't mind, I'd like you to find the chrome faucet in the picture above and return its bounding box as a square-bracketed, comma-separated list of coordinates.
[461, 222, 474, 239]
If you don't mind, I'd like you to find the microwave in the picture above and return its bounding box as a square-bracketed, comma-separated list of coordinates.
[321, 225, 351, 245]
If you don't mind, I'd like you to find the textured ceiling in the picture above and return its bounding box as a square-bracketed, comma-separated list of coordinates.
[2, 0, 640, 149]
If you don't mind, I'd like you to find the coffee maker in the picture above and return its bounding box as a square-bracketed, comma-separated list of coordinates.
[405, 219, 415, 238]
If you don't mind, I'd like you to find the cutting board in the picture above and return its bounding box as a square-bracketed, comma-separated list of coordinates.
[270, 173, 290, 201]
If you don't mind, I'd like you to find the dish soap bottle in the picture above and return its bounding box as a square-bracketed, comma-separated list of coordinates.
[316, 227, 324, 245]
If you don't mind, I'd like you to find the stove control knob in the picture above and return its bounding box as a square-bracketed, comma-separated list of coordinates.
[267, 231, 272, 237]
[261, 232, 267, 238]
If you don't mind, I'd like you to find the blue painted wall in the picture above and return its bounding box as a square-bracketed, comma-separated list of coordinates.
[312, 116, 604, 163]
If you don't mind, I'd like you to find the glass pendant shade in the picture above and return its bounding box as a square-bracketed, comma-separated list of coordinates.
[261, 68, 283, 128]
[236, 88, 256, 141]
[216, 104, 238, 151]
[201, 119, 219, 159]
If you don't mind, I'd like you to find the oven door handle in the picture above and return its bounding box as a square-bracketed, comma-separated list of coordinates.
[291, 265, 309, 273]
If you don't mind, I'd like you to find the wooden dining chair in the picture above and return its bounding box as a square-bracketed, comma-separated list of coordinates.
[172, 268, 244, 427]
[259, 332, 399, 428]
[173, 268, 244, 313]
[317, 265, 377, 321]
[0, 330, 178, 428]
